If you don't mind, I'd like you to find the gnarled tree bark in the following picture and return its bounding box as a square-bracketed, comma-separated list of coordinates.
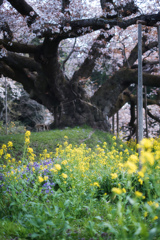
[0, 0, 160, 131]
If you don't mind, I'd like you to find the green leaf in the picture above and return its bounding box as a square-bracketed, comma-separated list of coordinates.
[64, 199, 70, 207]
[126, 196, 135, 205]
[54, 205, 59, 214]
[95, 216, 102, 220]
[99, 222, 117, 234]
[134, 225, 142, 235]
[149, 228, 157, 240]
[46, 220, 55, 226]
[28, 219, 39, 228]
[24, 214, 34, 218]
[30, 233, 40, 238]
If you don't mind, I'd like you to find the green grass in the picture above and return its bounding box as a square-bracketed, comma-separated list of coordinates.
[2, 126, 153, 240]
[0, 220, 28, 240]
[0, 126, 128, 160]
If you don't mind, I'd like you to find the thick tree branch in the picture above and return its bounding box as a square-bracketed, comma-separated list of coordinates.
[36, 12, 160, 39]
[0, 60, 35, 91]
[67, 12, 160, 33]
[124, 39, 158, 68]
[2, 51, 41, 72]
[127, 69, 160, 87]
[91, 68, 160, 117]
[0, 39, 40, 54]
[71, 32, 113, 83]
[0, 57, 47, 106]
[6, 0, 38, 26]
[122, 92, 160, 107]
[0, 61, 15, 79]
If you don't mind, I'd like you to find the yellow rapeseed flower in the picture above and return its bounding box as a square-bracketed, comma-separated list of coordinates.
[141, 151, 154, 166]
[7, 141, 13, 148]
[50, 168, 57, 173]
[147, 201, 153, 206]
[27, 147, 34, 154]
[61, 173, 68, 179]
[61, 160, 67, 165]
[29, 155, 35, 161]
[110, 173, 118, 179]
[153, 216, 158, 221]
[128, 154, 139, 163]
[25, 138, 30, 144]
[2, 144, 7, 150]
[135, 191, 143, 197]
[144, 212, 148, 217]
[138, 178, 143, 185]
[0, 149, 3, 156]
[147, 201, 159, 208]
[138, 171, 144, 178]
[54, 164, 61, 171]
[25, 131, 31, 137]
[153, 202, 159, 208]
[38, 176, 44, 183]
[44, 176, 48, 181]
[112, 187, 122, 195]
[118, 163, 124, 168]
[140, 138, 153, 149]
[64, 141, 68, 147]
[125, 161, 137, 174]
[5, 153, 11, 159]
[93, 182, 100, 187]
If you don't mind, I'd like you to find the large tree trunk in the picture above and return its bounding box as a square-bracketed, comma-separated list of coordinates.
[27, 37, 110, 130]
[1, 1, 160, 132]
[52, 97, 110, 130]
[1, 36, 160, 131]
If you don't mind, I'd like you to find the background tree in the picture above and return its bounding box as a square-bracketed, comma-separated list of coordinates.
[0, 0, 160, 131]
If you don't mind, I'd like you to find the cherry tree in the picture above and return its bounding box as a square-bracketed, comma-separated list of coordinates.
[0, 0, 160, 131]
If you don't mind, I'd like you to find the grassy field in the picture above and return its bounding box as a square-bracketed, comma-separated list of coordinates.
[0, 126, 128, 160]
[0, 126, 160, 240]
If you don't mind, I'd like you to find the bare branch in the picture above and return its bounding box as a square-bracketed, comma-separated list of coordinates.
[62, 0, 70, 13]
[0, 22, 13, 41]
[62, 38, 76, 71]
[147, 108, 160, 123]
[100, 0, 139, 18]
[71, 32, 113, 83]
